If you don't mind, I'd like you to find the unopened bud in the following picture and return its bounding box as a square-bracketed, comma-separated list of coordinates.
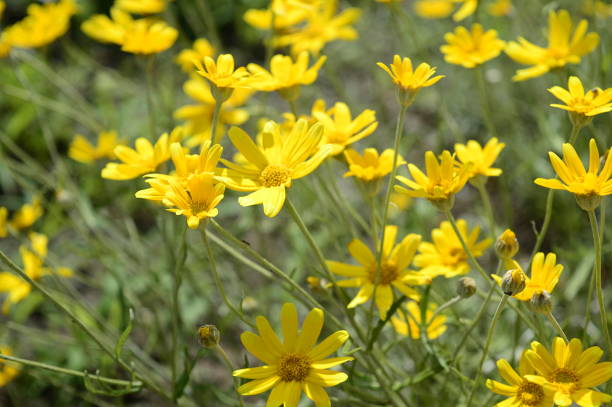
[456, 277, 477, 298]
[495, 229, 519, 259]
[501, 269, 526, 296]
[198, 325, 220, 348]
[530, 290, 552, 314]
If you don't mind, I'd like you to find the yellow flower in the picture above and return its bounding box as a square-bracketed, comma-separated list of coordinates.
[0, 347, 20, 387]
[9, 197, 43, 230]
[395, 150, 470, 207]
[233, 303, 353, 406]
[81, 8, 131, 45]
[217, 119, 332, 217]
[194, 54, 255, 94]
[488, 0, 512, 16]
[247, 52, 326, 97]
[582, 0, 612, 18]
[344, 148, 403, 182]
[486, 351, 556, 407]
[524, 337, 612, 407]
[114, 0, 168, 14]
[101, 130, 179, 180]
[69, 131, 122, 164]
[440, 24, 506, 68]
[454, 138, 505, 179]
[326, 225, 431, 319]
[273, 0, 361, 56]
[452, 0, 477, 21]
[244, 0, 312, 30]
[0, 208, 7, 238]
[491, 253, 563, 301]
[505, 10, 599, 81]
[548, 76, 612, 119]
[377, 55, 444, 106]
[163, 174, 225, 229]
[414, 0, 454, 19]
[414, 219, 492, 278]
[3, 0, 76, 49]
[175, 38, 215, 72]
[391, 301, 447, 340]
[534, 139, 612, 208]
[313, 102, 378, 155]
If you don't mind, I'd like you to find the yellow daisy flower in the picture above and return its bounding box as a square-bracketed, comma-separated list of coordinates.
[9, 197, 43, 230]
[440, 24, 506, 68]
[326, 225, 431, 319]
[101, 130, 180, 180]
[524, 337, 612, 407]
[243, 0, 311, 30]
[414, 0, 454, 19]
[394, 150, 471, 209]
[343, 148, 404, 182]
[194, 54, 255, 95]
[313, 102, 378, 155]
[114, 0, 169, 14]
[414, 219, 492, 278]
[488, 0, 512, 16]
[491, 253, 563, 301]
[454, 138, 505, 180]
[505, 10, 599, 81]
[233, 303, 353, 406]
[175, 38, 215, 72]
[377, 55, 444, 98]
[81, 8, 131, 45]
[534, 138, 612, 210]
[391, 301, 447, 340]
[0, 347, 20, 387]
[548, 76, 612, 121]
[452, 0, 477, 21]
[217, 119, 332, 217]
[486, 351, 556, 407]
[69, 131, 122, 164]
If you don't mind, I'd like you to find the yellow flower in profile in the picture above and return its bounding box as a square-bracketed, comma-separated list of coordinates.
[454, 138, 505, 179]
[414, 0, 454, 19]
[377, 55, 444, 106]
[326, 226, 431, 319]
[491, 253, 563, 301]
[233, 303, 353, 406]
[452, 0, 477, 21]
[247, 52, 326, 97]
[486, 351, 556, 407]
[9, 197, 43, 230]
[114, 0, 168, 14]
[218, 119, 332, 217]
[101, 130, 179, 180]
[440, 24, 506, 68]
[414, 219, 492, 278]
[524, 337, 612, 407]
[505, 10, 599, 81]
[548, 76, 612, 119]
[534, 139, 612, 210]
[313, 102, 378, 155]
[81, 8, 131, 45]
[0, 208, 7, 238]
[395, 150, 470, 208]
[194, 54, 256, 92]
[244, 0, 311, 30]
[175, 38, 215, 72]
[3, 0, 76, 49]
[488, 0, 512, 16]
[69, 131, 122, 164]
[163, 174, 225, 229]
[344, 148, 403, 182]
[0, 347, 19, 387]
[391, 302, 447, 340]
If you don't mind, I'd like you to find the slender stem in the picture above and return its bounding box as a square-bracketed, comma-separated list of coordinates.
[170, 226, 188, 399]
[545, 312, 569, 342]
[0, 353, 142, 388]
[144, 55, 157, 140]
[211, 99, 223, 145]
[215, 345, 244, 407]
[465, 295, 508, 407]
[475, 180, 496, 238]
[588, 210, 612, 355]
[474, 67, 498, 139]
[288, 98, 298, 117]
[453, 284, 496, 361]
[195, 0, 221, 48]
[582, 202, 606, 342]
[430, 296, 462, 320]
[201, 226, 256, 329]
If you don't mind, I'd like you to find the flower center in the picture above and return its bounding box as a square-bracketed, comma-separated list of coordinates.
[368, 262, 399, 285]
[260, 165, 290, 187]
[517, 381, 545, 406]
[549, 367, 579, 384]
[445, 247, 466, 265]
[278, 353, 310, 382]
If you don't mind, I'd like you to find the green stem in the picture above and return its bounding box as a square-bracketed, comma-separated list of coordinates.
[0, 353, 142, 388]
[465, 295, 508, 407]
[475, 180, 497, 238]
[475, 67, 497, 139]
[430, 296, 462, 320]
[195, 0, 221, 49]
[144, 55, 157, 140]
[545, 312, 569, 342]
[452, 284, 496, 361]
[215, 345, 244, 407]
[211, 98, 223, 145]
[288, 98, 298, 117]
[170, 226, 188, 399]
[582, 202, 606, 342]
[201, 226, 256, 329]
[588, 210, 612, 355]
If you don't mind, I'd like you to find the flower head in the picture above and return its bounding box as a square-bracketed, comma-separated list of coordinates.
[524, 337, 612, 406]
[217, 119, 332, 217]
[492, 253, 563, 301]
[377, 55, 444, 105]
[548, 76, 612, 123]
[454, 138, 505, 180]
[344, 148, 404, 182]
[441, 24, 506, 68]
[414, 0, 454, 19]
[0, 347, 19, 387]
[414, 219, 492, 278]
[233, 303, 353, 406]
[326, 226, 431, 319]
[244, 0, 312, 30]
[114, 0, 168, 14]
[175, 38, 215, 72]
[194, 54, 256, 99]
[495, 229, 519, 259]
[488, 0, 512, 16]
[505, 10, 599, 81]
[313, 102, 378, 155]
[9, 197, 43, 230]
[391, 302, 447, 340]
[69, 131, 122, 164]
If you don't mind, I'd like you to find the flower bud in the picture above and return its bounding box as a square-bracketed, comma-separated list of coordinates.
[495, 229, 519, 259]
[456, 277, 476, 298]
[530, 290, 552, 314]
[198, 325, 220, 348]
[501, 268, 526, 296]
